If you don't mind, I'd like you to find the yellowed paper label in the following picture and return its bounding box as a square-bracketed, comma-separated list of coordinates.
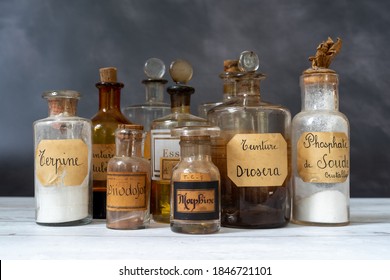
[36, 139, 88, 187]
[176, 189, 216, 213]
[180, 173, 211, 182]
[92, 144, 115, 181]
[297, 132, 349, 183]
[106, 172, 147, 211]
[227, 133, 288, 187]
[160, 157, 180, 180]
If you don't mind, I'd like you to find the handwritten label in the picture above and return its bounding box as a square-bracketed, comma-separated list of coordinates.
[173, 181, 219, 220]
[92, 144, 115, 181]
[297, 132, 349, 183]
[227, 133, 288, 187]
[106, 172, 148, 211]
[160, 157, 180, 180]
[35, 139, 88, 186]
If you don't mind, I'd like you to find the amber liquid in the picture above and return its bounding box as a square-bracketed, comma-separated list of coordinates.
[151, 180, 171, 223]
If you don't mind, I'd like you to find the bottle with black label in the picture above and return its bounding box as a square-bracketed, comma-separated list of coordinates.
[208, 51, 291, 229]
[291, 37, 350, 226]
[150, 60, 208, 223]
[106, 124, 150, 230]
[170, 126, 221, 234]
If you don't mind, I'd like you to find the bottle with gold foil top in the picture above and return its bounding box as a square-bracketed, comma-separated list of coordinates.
[33, 90, 92, 226]
[150, 59, 209, 223]
[198, 60, 239, 118]
[208, 51, 291, 229]
[292, 37, 350, 226]
[170, 126, 221, 234]
[106, 125, 150, 229]
[123, 58, 170, 160]
[91, 67, 138, 219]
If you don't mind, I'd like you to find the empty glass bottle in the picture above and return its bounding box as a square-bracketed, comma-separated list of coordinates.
[208, 51, 291, 229]
[150, 59, 209, 223]
[33, 90, 92, 226]
[106, 125, 150, 230]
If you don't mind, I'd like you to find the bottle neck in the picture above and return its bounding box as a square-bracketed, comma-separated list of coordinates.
[115, 135, 144, 158]
[180, 136, 212, 161]
[143, 79, 167, 103]
[300, 73, 339, 111]
[235, 73, 263, 98]
[47, 98, 78, 117]
[96, 82, 124, 111]
[222, 77, 237, 101]
[168, 85, 193, 114]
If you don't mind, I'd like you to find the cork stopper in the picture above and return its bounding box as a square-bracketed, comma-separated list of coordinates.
[169, 60, 193, 84]
[224, 60, 239, 72]
[99, 67, 118, 82]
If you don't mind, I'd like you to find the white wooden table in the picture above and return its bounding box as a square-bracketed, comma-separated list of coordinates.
[0, 197, 389, 260]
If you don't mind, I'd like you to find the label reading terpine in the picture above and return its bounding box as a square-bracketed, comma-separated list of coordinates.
[173, 181, 219, 221]
[227, 133, 288, 187]
[106, 172, 147, 211]
[297, 132, 349, 183]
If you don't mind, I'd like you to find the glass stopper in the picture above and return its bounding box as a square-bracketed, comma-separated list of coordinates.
[144, 58, 166, 79]
[238, 51, 259, 72]
[169, 59, 193, 84]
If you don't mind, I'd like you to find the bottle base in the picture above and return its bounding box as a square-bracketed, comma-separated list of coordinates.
[36, 216, 92, 227]
[170, 221, 220, 234]
[152, 214, 170, 224]
[291, 219, 349, 227]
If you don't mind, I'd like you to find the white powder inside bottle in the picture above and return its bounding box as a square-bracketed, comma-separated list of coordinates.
[35, 177, 89, 223]
[294, 190, 348, 223]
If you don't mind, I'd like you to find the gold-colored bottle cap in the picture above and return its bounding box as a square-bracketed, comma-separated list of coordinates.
[99, 67, 118, 83]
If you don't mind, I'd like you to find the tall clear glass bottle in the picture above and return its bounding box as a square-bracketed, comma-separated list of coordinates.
[123, 58, 171, 160]
[33, 90, 92, 226]
[150, 59, 209, 223]
[91, 67, 137, 219]
[106, 125, 151, 230]
[170, 126, 221, 234]
[292, 37, 350, 226]
[208, 51, 291, 229]
[198, 60, 239, 118]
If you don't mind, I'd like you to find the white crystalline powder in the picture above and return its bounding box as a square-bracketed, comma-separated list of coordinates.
[294, 190, 348, 223]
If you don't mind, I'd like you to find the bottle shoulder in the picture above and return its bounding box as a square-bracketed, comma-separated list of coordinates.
[34, 115, 91, 126]
[151, 112, 208, 129]
[91, 110, 131, 125]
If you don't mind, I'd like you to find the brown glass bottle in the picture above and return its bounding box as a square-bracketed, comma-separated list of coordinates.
[91, 67, 138, 219]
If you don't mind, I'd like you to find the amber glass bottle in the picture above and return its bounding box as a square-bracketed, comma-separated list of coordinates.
[91, 67, 139, 219]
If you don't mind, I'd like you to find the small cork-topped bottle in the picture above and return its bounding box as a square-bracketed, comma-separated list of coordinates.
[91, 67, 140, 219]
[123, 58, 171, 160]
[106, 124, 150, 230]
[150, 59, 209, 223]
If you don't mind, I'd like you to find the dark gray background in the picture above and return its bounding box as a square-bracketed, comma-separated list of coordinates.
[1, 0, 389, 197]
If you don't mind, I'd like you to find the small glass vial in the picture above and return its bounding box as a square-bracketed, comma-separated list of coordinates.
[91, 67, 137, 219]
[123, 58, 171, 159]
[198, 59, 239, 118]
[150, 59, 209, 223]
[292, 38, 350, 226]
[208, 51, 291, 229]
[106, 125, 151, 229]
[170, 126, 221, 234]
[33, 90, 92, 226]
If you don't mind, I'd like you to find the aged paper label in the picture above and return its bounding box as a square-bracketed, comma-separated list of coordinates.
[92, 144, 115, 181]
[297, 132, 349, 183]
[36, 139, 88, 187]
[160, 157, 180, 180]
[179, 173, 211, 182]
[106, 172, 147, 211]
[227, 133, 288, 187]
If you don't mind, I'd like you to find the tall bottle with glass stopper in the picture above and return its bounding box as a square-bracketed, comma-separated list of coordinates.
[33, 90, 92, 226]
[292, 37, 350, 226]
[198, 60, 239, 118]
[208, 51, 291, 229]
[170, 126, 221, 234]
[106, 124, 150, 230]
[123, 58, 170, 160]
[150, 59, 209, 223]
[91, 67, 138, 219]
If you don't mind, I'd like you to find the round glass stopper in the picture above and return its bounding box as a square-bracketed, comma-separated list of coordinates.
[238, 51, 259, 72]
[169, 59, 193, 84]
[144, 58, 166, 79]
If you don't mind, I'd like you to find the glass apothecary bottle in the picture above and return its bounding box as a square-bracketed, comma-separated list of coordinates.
[198, 60, 239, 118]
[170, 126, 221, 234]
[33, 90, 92, 226]
[106, 124, 150, 230]
[292, 37, 350, 226]
[123, 58, 171, 160]
[208, 51, 291, 229]
[150, 59, 209, 223]
[91, 67, 138, 219]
